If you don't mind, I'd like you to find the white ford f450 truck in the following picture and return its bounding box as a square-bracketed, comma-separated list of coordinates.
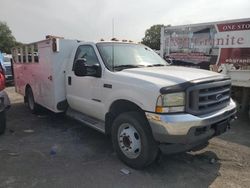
[12, 36, 236, 168]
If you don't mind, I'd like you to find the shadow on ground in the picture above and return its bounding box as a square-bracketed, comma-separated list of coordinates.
[0, 101, 221, 188]
[218, 113, 250, 148]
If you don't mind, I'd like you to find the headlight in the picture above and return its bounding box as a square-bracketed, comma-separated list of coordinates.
[156, 92, 185, 113]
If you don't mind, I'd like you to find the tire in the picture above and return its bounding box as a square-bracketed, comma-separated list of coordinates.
[111, 111, 158, 169]
[0, 111, 6, 135]
[248, 107, 250, 120]
[26, 87, 39, 113]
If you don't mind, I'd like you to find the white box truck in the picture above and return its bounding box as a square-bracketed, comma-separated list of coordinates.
[12, 36, 236, 168]
[160, 18, 250, 117]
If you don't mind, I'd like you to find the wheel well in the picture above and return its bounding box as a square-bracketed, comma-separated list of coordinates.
[105, 100, 145, 135]
[24, 84, 31, 103]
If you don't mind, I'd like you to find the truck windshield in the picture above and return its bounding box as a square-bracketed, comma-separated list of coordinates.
[97, 43, 167, 71]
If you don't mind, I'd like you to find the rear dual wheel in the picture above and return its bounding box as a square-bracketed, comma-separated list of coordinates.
[26, 87, 39, 113]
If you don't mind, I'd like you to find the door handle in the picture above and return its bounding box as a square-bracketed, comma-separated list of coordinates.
[68, 76, 72, 85]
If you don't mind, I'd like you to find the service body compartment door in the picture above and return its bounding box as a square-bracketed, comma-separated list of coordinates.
[35, 41, 55, 111]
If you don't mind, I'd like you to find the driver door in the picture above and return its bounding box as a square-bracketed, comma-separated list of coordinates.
[66, 45, 105, 120]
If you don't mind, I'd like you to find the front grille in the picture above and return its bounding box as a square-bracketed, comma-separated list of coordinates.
[186, 78, 231, 115]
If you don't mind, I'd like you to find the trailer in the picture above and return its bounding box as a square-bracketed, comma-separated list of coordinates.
[160, 18, 250, 117]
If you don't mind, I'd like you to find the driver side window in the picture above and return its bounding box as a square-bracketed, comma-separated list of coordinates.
[74, 45, 99, 67]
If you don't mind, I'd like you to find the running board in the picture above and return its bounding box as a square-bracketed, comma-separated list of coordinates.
[66, 108, 105, 134]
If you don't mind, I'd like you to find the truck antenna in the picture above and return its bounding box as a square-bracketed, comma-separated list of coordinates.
[112, 18, 115, 71]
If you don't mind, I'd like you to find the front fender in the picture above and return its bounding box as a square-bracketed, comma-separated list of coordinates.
[105, 88, 150, 113]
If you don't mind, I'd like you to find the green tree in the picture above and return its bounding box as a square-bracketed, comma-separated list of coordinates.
[141, 24, 164, 50]
[0, 21, 17, 54]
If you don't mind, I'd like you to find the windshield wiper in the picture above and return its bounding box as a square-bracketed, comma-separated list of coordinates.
[113, 64, 145, 71]
[147, 64, 165, 67]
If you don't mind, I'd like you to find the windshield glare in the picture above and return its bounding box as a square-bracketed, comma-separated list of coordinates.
[97, 43, 166, 70]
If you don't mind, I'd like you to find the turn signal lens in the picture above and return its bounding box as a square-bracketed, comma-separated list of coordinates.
[155, 106, 163, 113]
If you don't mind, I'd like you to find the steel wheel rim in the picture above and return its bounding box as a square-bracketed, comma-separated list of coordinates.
[118, 123, 141, 159]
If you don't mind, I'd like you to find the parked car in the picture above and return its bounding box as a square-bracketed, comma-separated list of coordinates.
[0, 63, 10, 134]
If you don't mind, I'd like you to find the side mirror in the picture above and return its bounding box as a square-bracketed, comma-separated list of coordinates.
[74, 58, 87, 76]
[74, 59, 101, 77]
[91, 64, 102, 77]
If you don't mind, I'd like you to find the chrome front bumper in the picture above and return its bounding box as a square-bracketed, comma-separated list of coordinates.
[146, 99, 236, 144]
[0, 90, 10, 111]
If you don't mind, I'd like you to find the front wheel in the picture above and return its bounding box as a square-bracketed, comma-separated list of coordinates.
[248, 107, 250, 120]
[112, 111, 158, 169]
[0, 111, 6, 135]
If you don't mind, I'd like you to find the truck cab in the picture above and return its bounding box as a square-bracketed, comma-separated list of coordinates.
[12, 37, 236, 168]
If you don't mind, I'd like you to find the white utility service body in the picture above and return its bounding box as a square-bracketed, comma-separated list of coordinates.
[12, 37, 236, 168]
[13, 39, 77, 113]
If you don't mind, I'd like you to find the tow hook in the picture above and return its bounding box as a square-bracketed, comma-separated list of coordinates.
[230, 115, 237, 122]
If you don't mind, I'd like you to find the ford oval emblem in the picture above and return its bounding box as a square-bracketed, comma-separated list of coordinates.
[216, 94, 223, 101]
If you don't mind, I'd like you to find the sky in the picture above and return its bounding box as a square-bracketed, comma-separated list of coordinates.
[1, 0, 250, 43]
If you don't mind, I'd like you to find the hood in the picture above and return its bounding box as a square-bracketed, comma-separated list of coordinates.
[117, 66, 222, 88]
